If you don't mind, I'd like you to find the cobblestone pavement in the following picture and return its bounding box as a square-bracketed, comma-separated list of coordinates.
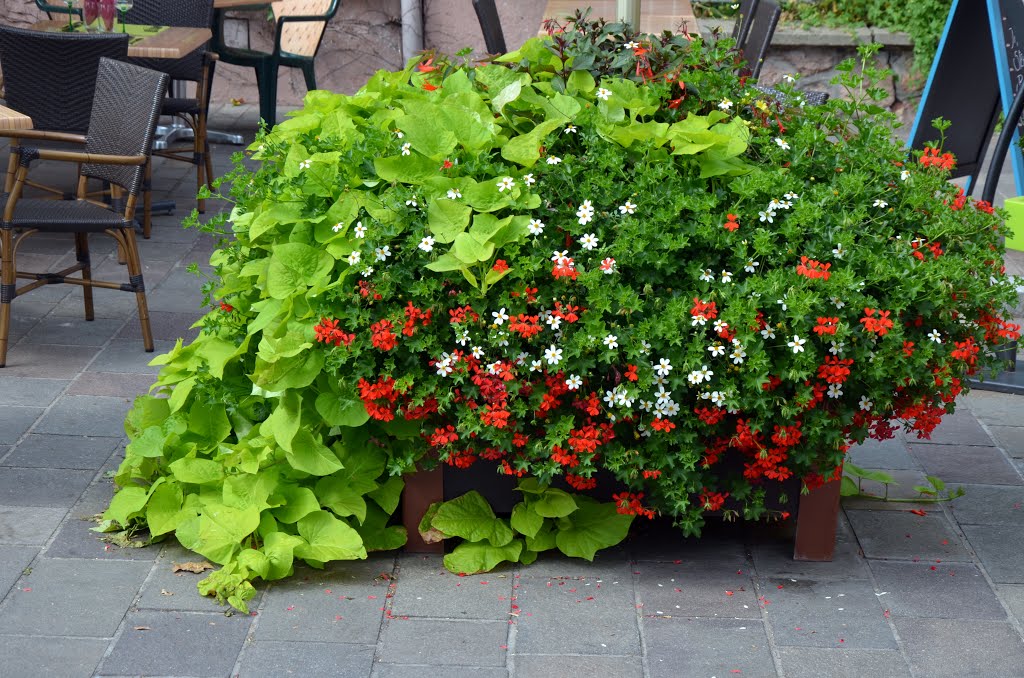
[0, 106, 1022, 677]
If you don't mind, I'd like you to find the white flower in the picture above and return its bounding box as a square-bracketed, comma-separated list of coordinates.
[928, 329, 942, 344]
[346, 251, 361, 265]
[597, 87, 612, 101]
[361, 266, 374, 277]
[496, 332, 510, 347]
[827, 384, 843, 399]
[528, 219, 545, 236]
[779, 200, 793, 209]
[692, 314, 708, 327]
[579, 233, 599, 250]
[551, 249, 570, 263]
[638, 400, 653, 412]
[661, 401, 681, 416]
[471, 346, 484, 359]
[332, 222, 344, 233]
[299, 158, 312, 170]
[758, 210, 776, 223]
[783, 192, 799, 200]
[709, 391, 726, 407]
[435, 357, 454, 376]
[405, 197, 418, 208]
[718, 99, 733, 111]
[576, 199, 595, 225]
[774, 137, 790, 151]
[564, 124, 577, 134]
[603, 334, 619, 350]
[546, 314, 562, 331]
[708, 343, 726, 357]
[768, 199, 782, 211]
[761, 327, 776, 340]
[831, 296, 846, 309]
[354, 222, 367, 238]
[655, 358, 673, 376]
[690, 366, 713, 385]
[777, 297, 788, 311]
[394, 129, 404, 138]
[619, 200, 637, 215]
[787, 335, 806, 353]
[418, 236, 435, 252]
[829, 341, 844, 355]
[523, 173, 536, 186]
[859, 395, 873, 411]
[713, 319, 728, 333]
[486, 361, 503, 376]
[491, 307, 509, 325]
[731, 347, 747, 364]
[544, 345, 563, 365]
[401, 143, 411, 156]
[603, 390, 617, 407]
[374, 245, 391, 262]
[900, 169, 911, 181]
[744, 260, 760, 273]
[831, 243, 845, 258]
[873, 199, 888, 208]
[447, 188, 462, 200]
[516, 352, 529, 365]
[497, 176, 516, 192]
[566, 374, 583, 390]
[700, 269, 715, 283]
[783, 73, 796, 83]
[546, 156, 562, 165]
[624, 40, 640, 49]
[720, 270, 733, 283]
[456, 329, 471, 346]
[640, 340, 652, 354]
[530, 359, 543, 372]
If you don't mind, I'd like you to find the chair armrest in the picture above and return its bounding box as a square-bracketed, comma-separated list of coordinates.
[15, 146, 148, 168]
[0, 130, 87, 145]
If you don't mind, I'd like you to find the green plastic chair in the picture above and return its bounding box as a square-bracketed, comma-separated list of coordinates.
[35, 1, 81, 19]
[213, 0, 339, 128]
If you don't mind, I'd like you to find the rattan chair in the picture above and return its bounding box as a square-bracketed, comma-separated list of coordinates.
[0, 58, 169, 368]
[213, 0, 340, 127]
[0, 26, 129, 197]
[124, 0, 216, 234]
[473, 0, 507, 55]
[737, 0, 779, 81]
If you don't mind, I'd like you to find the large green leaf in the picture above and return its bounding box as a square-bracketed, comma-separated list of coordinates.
[266, 243, 335, 300]
[443, 539, 523, 575]
[286, 430, 343, 476]
[315, 391, 370, 427]
[532, 488, 578, 518]
[510, 502, 544, 538]
[294, 510, 367, 563]
[176, 502, 261, 564]
[315, 476, 369, 523]
[367, 475, 404, 514]
[374, 153, 439, 184]
[352, 503, 407, 552]
[554, 499, 634, 561]
[253, 350, 324, 391]
[263, 530, 305, 580]
[259, 391, 302, 450]
[146, 481, 183, 536]
[272, 484, 322, 523]
[105, 486, 151, 526]
[431, 491, 514, 546]
[427, 198, 472, 244]
[169, 458, 225, 485]
[451, 232, 495, 264]
[222, 469, 280, 512]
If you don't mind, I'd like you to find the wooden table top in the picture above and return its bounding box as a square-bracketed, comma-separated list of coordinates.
[541, 0, 697, 35]
[30, 21, 212, 59]
[0, 105, 33, 131]
[213, 0, 272, 8]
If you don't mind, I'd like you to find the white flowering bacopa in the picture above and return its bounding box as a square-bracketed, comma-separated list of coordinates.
[576, 199, 595, 225]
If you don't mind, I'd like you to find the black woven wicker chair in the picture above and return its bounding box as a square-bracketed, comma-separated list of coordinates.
[124, 0, 216, 235]
[473, 0, 507, 55]
[0, 26, 129, 197]
[0, 58, 169, 368]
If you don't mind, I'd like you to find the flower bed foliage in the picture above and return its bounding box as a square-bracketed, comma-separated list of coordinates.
[104, 16, 1020, 609]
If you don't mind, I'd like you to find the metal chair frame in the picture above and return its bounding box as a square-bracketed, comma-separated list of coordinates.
[737, 0, 780, 81]
[473, 0, 507, 55]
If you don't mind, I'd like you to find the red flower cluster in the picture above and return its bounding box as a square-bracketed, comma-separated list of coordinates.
[449, 305, 479, 324]
[919, 146, 956, 171]
[723, 213, 739, 232]
[566, 474, 597, 491]
[612, 491, 654, 519]
[813, 317, 839, 336]
[492, 259, 509, 273]
[860, 308, 894, 336]
[911, 240, 943, 261]
[314, 317, 355, 347]
[370, 319, 398, 351]
[402, 302, 432, 337]
[699, 487, 729, 512]
[358, 376, 400, 422]
[796, 256, 831, 281]
[817, 356, 853, 384]
[690, 298, 718, 324]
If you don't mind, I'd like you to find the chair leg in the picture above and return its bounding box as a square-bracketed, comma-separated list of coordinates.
[0, 228, 14, 367]
[74, 232, 94, 322]
[143, 158, 153, 239]
[301, 61, 317, 92]
[121, 227, 153, 353]
[256, 61, 279, 129]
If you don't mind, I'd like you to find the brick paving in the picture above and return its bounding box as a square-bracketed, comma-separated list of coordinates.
[0, 105, 1022, 677]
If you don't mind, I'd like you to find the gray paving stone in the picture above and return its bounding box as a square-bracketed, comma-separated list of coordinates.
[995, 584, 1024, 622]
[513, 575, 639, 655]
[391, 554, 514, 620]
[845, 509, 972, 561]
[0, 407, 42, 445]
[908, 443, 1022, 485]
[44, 510, 158, 561]
[949, 484, 1024, 525]
[894, 618, 1024, 678]
[513, 654, 641, 678]
[911, 410, 994, 446]
[760, 578, 896, 649]
[373, 665, 508, 678]
[867, 561, 1006, 619]
[964, 390, 1024, 426]
[0, 467, 93, 507]
[23, 316, 125, 347]
[0, 558, 150, 636]
[117, 310, 203, 342]
[961, 524, 1024, 583]
[0, 635, 108, 678]
[6, 313, 42, 342]
[4, 433, 121, 469]
[645, 617, 775, 678]
[777, 647, 911, 678]
[378, 618, 508, 666]
[145, 272, 207, 314]
[518, 550, 634, 579]
[0, 506, 67, 545]
[51, 286, 141, 319]
[627, 520, 751, 566]
[238, 641, 375, 678]
[634, 561, 761, 619]
[97, 610, 252, 677]
[136, 543, 237, 611]
[0, 343, 100, 379]
[33, 395, 131, 438]
[0, 446, 9, 464]
[840, 469, 936, 511]
[85, 339, 177, 374]
[0, 545, 36, 601]
[0, 377, 68, 407]
[749, 520, 870, 579]
[847, 435, 918, 470]
[255, 558, 395, 644]
[67, 371, 156, 398]
[987, 425, 1024, 458]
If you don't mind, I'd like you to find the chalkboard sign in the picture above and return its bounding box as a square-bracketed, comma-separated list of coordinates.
[909, 0, 1024, 195]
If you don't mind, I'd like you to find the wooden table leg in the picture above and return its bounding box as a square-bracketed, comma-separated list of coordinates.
[402, 466, 444, 554]
[793, 476, 841, 561]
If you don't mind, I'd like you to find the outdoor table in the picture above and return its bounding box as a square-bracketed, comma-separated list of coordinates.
[540, 0, 698, 35]
[30, 20, 212, 60]
[0, 105, 33, 131]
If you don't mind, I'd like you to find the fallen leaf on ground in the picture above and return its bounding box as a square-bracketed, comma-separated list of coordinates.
[172, 561, 214, 574]
[159, 589, 174, 596]
[230, 97, 246, 106]
[133, 626, 152, 631]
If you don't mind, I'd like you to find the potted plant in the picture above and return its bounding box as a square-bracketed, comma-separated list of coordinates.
[101, 17, 1020, 611]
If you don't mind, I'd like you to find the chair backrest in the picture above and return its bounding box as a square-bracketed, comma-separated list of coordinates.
[473, 0, 507, 54]
[124, 0, 213, 82]
[272, 0, 339, 58]
[731, 0, 759, 44]
[82, 58, 169, 197]
[739, 0, 780, 80]
[0, 26, 129, 135]
[35, 0, 80, 18]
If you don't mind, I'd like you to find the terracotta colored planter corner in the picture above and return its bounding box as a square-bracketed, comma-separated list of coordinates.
[792, 476, 842, 561]
[401, 466, 444, 553]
